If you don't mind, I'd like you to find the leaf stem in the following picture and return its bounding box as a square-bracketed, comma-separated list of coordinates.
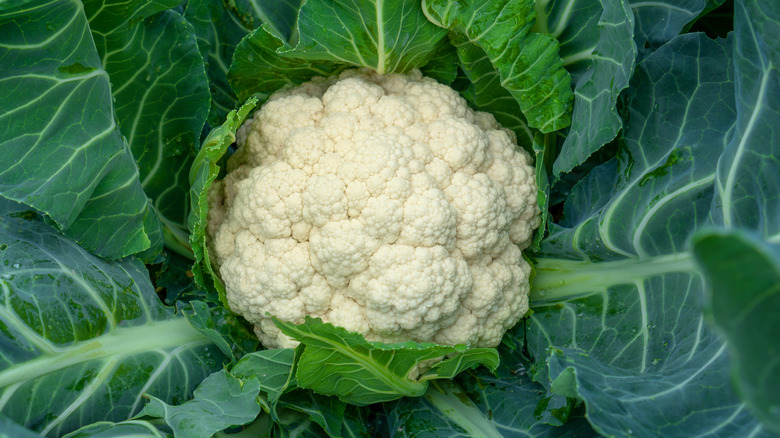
[160, 215, 194, 259]
[532, 0, 550, 35]
[425, 380, 504, 438]
[0, 318, 211, 389]
[530, 252, 698, 303]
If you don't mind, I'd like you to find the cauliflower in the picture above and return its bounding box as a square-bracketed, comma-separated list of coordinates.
[208, 69, 540, 349]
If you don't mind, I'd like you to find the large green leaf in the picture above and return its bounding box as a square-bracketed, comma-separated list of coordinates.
[283, 0, 448, 74]
[712, 0, 780, 238]
[0, 209, 228, 437]
[228, 27, 348, 103]
[228, 0, 449, 102]
[184, 0, 253, 125]
[693, 230, 780, 433]
[274, 317, 499, 406]
[139, 370, 263, 438]
[84, 0, 211, 257]
[534, 0, 636, 175]
[0, 0, 161, 259]
[702, 3, 780, 428]
[526, 33, 774, 436]
[422, 0, 573, 133]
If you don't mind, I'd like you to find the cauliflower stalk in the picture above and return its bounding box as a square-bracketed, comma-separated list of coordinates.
[208, 69, 540, 349]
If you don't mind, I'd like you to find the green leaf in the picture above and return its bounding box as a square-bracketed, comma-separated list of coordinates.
[276, 390, 347, 438]
[712, 0, 780, 238]
[699, 4, 780, 428]
[184, 0, 253, 125]
[228, 0, 452, 102]
[422, 0, 573, 133]
[139, 370, 263, 438]
[384, 349, 598, 438]
[533, 133, 556, 250]
[270, 410, 329, 438]
[417, 40, 459, 86]
[85, 1, 211, 257]
[230, 0, 303, 43]
[153, 252, 215, 305]
[188, 99, 257, 306]
[450, 36, 534, 151]
[283, 0, 448, 74]
[230, 349, 297, 412]
[417, 381, 505, 438]
[63, 421, 171, 438]
[693, 230, 780, 433]
[135, 208, 165, 264]
[228, 27, 348, 103]
[0, 0, 161, 259]
[424, 348, 500, 381]
[274, 317, 498, 406]
[338, 406, 372, 438]
[536, 0, 636, 176]
[0, 211, 227, 436]
[182, 301, 258, 364]
[628, 0, 723, 54]
[527, 33, 773, 436]
[231, 349, 366, 436]
[0, 415, 44, 438]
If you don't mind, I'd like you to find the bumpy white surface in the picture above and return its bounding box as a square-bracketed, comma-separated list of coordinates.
[208, 69, 540, 349]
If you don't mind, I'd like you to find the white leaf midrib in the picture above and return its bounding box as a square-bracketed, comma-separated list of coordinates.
[0, 317, 210, 390]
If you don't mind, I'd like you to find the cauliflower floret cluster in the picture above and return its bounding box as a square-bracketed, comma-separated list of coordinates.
[208, 69, 540, 349]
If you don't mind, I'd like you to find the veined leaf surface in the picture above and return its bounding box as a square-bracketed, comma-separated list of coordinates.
[275, 317, 498, 406]
[0, 207, 227, 437]
[712, 0, 780, 238]
[85, 0, 211, 257]
[184, 0, 254, 125]
[450, 36, 534, 151]
[286, 0, 448, 74]
[228, 27, 348, 104]
[536, 0, 636, 175]
[629, 0, 727, 55]
[527, 33, 774, 436]
[385, 348, 599, 437]
[139, 370, 263, 438]
[228, 0, 448, 103]
[0, 0, 161, 259]
[422, 0, 573, 133]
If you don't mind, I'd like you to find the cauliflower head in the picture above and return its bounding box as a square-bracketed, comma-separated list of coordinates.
[208, 69, 540, 349]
